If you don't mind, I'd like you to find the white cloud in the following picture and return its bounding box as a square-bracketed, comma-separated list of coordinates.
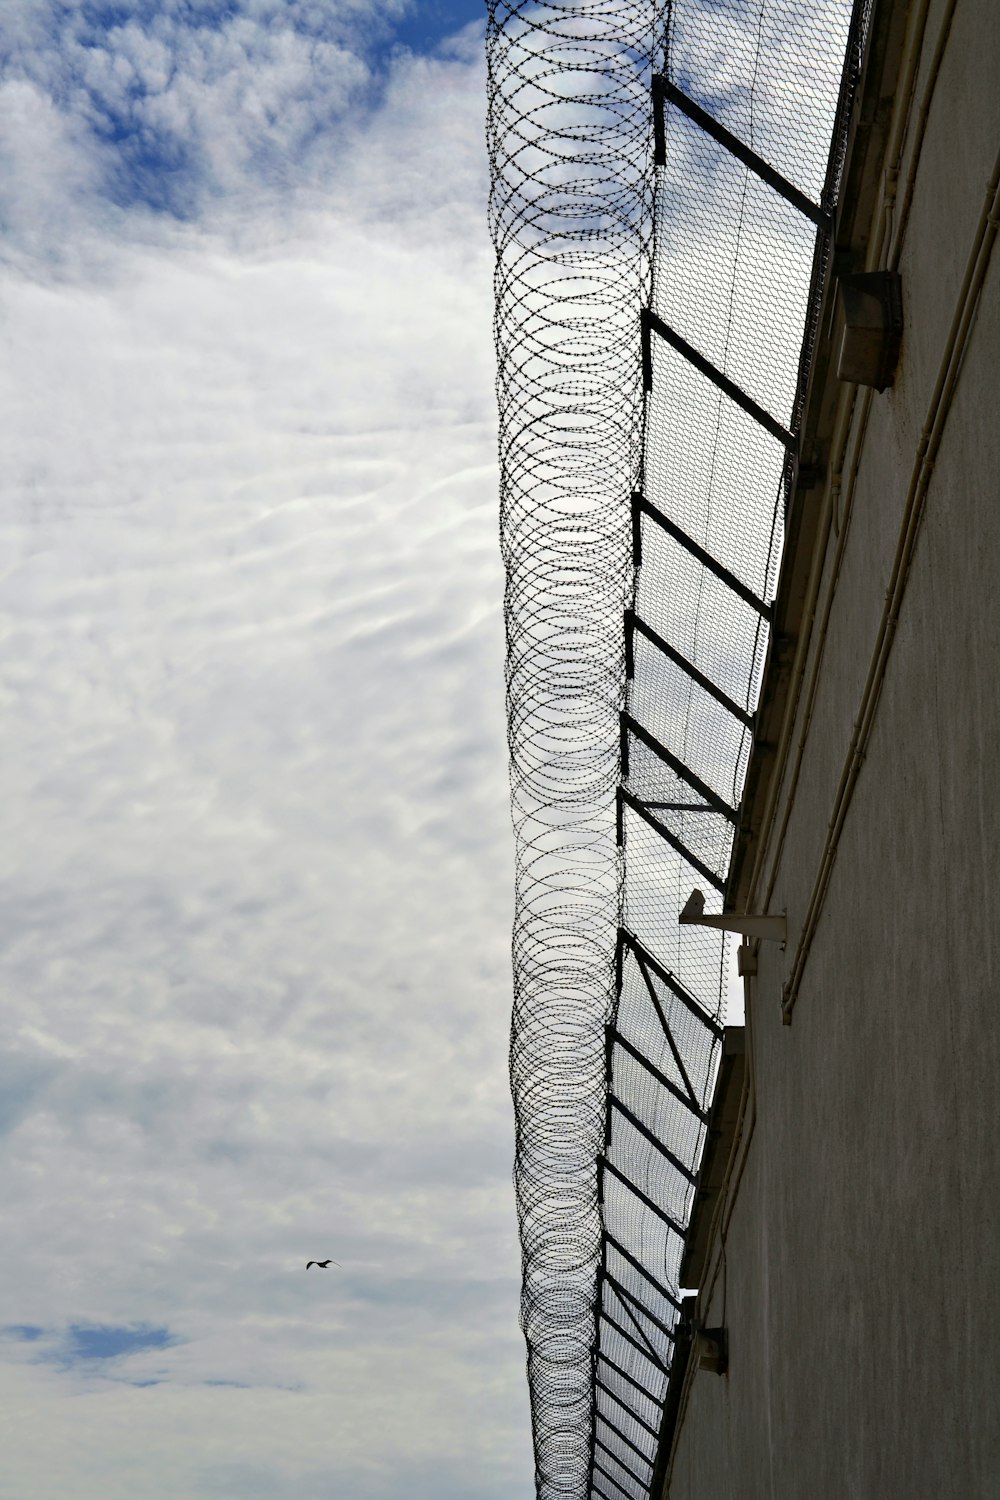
[0, 7, 531, 1498]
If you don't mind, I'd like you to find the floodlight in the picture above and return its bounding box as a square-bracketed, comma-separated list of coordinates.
[679, 888, 786, 944]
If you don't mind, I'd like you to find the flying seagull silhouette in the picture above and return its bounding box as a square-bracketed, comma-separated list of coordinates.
[305, 1259, 340, 1269]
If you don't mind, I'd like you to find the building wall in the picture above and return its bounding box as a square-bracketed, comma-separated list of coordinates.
[662, 0, 1000, 1495]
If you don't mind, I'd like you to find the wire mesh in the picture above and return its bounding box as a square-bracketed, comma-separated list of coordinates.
[487, 2, 872, 1497]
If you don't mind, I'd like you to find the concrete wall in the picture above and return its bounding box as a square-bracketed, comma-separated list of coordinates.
[663, 0, 1000, 1495]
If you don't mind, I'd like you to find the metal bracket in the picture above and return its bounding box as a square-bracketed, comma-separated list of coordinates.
[643, 309, 796, 451]
[679, 887, 786, 944]
[692, 1323, 728, 1376]
[653, 75, 831, 231]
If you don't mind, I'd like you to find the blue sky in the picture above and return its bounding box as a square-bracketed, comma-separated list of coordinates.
[0, 3, 532, 1497]
[2, 0, 490, 222]
[0, 2, 863, 1494]
[393, 0, 488, 52]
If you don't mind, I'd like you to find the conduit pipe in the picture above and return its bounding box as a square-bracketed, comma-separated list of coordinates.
[781, 135, 1000, 1022]
[663, 1, 970, 1473]
[749, 385, 873, 922]
[887, 0, 960, 270]
[745, 0, 958, 959]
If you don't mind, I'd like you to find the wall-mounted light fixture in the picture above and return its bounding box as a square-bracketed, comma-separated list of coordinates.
[836, 269, 903, 391]
[677, 1318, 728, 1376]
[679, 888, 786, 945]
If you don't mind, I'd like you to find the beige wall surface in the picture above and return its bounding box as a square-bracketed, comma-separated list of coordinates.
[665, 0, 1000, 1495]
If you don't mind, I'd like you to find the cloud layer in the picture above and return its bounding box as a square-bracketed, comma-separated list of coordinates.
[0, 5, 532, 1497]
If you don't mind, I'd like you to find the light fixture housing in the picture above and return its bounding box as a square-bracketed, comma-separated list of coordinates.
[836, 269, 903, 390]
[679, 888, 786, 945]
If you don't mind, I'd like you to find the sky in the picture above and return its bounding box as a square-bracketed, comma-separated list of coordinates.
[0, 3, 536, 1498]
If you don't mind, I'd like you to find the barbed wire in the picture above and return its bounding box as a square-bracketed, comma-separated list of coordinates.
[488, 2, 871, 1495]
[488, 5, 666, 1492]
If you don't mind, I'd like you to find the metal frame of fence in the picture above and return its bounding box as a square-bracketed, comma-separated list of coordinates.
[488, 2, 873, 1494]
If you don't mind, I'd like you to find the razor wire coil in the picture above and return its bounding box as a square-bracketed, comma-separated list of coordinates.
[488, 2, 872, 1496]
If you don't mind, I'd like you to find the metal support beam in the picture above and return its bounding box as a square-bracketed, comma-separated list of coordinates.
[608, 1030, 706, 1123]
[605, 1271, 679, 1344]
[609, 1095, 698, 1185]
[604, 1228, 684, 1310]
[597, 1350, 665, 1408]
[619, 928, 725, 1039]
[621, 711, 738, 824]
[594, 1449, 648, 1498]
[595, 1378, 661, 1442]
[625, 607, 755, 730]
[653, 75, 832, 228]
[618, 785, 728, 895]
[592, 1478, 627, 1500]
[632, 951, 701, 1112]
[594, 1440, 650, 1490]
[679, 886, 786, 943]
[632, 493, 772, 620]
[643, 308, 796, 450]
[600, 1308, 669, 1375]
[595, 1411, 655, 1470]
[599, 1155, 685, 1239]
[642, 802, 717, 812]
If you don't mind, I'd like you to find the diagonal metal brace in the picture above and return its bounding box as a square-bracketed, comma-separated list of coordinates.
[632, 493, 772, 620]
[631, 951, 702, 1112]
[599, 1155, 686, 1239]
[608, 1030, 706, 1123]
[598, 1348, 666, 1407]
[618, 786, 728, 895]
[604, 1228, 685, 1309]
[600, 1307, 669, 1375]
[605, 1271, 680, 1344]
[626, 607, 755, 730]
[595, 1376, 661, 1441]
[643, 308, 796, 450]
[653, 74, 833, 229]
[621, 711, 738, 824]
[594, 1444, 651, 1495]
[619, 927, 725, 1039]
[595, 1410, 655, 1470]
[609, 1094, 698, 1185]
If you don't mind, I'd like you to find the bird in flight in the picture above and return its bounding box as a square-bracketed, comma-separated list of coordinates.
[306, 1259, 341, 1269]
